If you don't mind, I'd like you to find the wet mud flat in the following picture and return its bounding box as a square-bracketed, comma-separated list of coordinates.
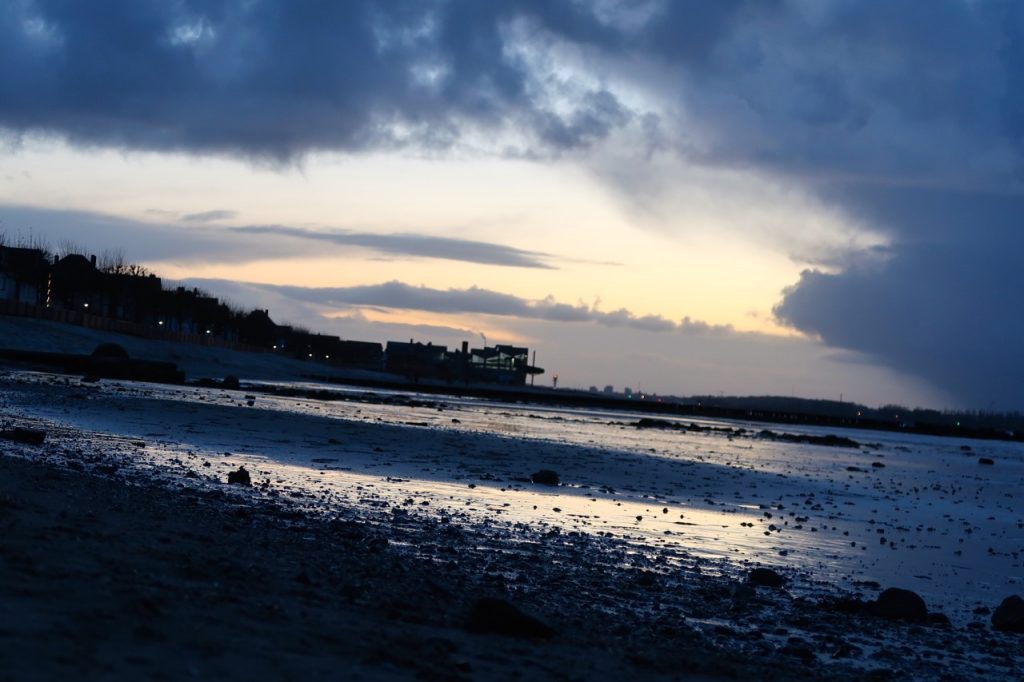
[1, 420, 1022, 680]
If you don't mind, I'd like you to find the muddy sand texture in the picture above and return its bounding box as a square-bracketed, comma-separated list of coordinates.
[2, 445, 1022, 682]
[0, 452, 793, 681]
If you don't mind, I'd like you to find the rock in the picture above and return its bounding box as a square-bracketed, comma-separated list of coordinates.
[634, 418, 675, 429]
[748, 567, 786, 588]
[223, 375, 240, 390]
[465, 597, 554, 639]
[530, 469, 560, 486]
[978, 457, 994, 465]
[91, 342, 130, 360]
[871, 461, 886, 468]
[227, 466, 251, 486]
[869, 588, 928, 622]
[991, 595, 1024, 633]
[0, 427, 46, 445]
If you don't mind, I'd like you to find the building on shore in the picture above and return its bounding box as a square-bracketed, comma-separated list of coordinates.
[0, 244, 544, 384]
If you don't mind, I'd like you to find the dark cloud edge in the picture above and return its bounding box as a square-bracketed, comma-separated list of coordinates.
[188, 277, 749, 338]
[0, 204, 582, 270]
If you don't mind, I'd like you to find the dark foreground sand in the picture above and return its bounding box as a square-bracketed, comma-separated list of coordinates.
[0, 433, 1020, 681]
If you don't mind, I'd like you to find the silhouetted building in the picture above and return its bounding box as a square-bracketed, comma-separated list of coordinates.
[0, 246, 49, 305]
[385, 340, 447, 380]
[237, 309, 280, 348]
[49, 254, 103, 311]
[383, 339, 543, 386]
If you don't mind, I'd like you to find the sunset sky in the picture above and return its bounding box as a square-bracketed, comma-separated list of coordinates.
[2, 1, 1022, 409]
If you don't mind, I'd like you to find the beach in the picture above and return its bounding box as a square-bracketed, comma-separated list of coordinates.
[1, 360, 1022, 680]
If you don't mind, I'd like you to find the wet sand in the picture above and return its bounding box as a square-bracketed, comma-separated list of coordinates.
[1, 447, 820, 681]
[1, 372, 1023, 680]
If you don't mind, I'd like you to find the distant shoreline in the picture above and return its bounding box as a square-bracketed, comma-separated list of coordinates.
[1, 312, 1020, 444]
[272, 373, 1024, 445]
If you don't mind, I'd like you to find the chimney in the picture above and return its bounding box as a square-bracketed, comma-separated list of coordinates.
[90, 254, 97, 267]
[462, 340, 469, 355]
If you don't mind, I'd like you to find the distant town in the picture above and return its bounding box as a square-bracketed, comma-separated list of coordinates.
[0, 240, 544, 386]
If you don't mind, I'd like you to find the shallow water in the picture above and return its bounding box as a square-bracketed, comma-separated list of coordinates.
[5, 372, 1022, 623]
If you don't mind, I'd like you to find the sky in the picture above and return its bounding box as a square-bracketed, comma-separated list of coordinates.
[1, 0, 1022, 410]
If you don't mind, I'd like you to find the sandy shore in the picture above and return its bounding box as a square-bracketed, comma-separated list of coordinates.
[0, 445, 818, 682]
[0, 329, 1021, 682]
[2, 399, 1022, 682]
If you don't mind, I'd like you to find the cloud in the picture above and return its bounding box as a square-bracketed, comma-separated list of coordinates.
[774, 189, 1024, 409]
[0, 205, 264, 263]
[190, 278, 737, 337]
[181, 209, 237, 223]
[0, 1, 1018, 174]
[189, 275, 941, 408]
[3, 1, 1024, 405]
[0, 205, 561, 269]
[230, 225, 555, 269]
[0, 1, 645, 160]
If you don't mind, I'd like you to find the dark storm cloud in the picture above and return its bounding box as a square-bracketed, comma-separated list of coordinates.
[3, 0, 1024, 405]
[0, 0, 639, 160]
[231, 225, 554, 269]
[658, 0, 1024, 408]
[774, 188, 1024, 409]
[213, 279, 733, 336]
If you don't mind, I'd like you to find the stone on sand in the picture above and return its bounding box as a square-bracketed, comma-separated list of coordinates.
[991, 595, 1024, 633]
[227, 466, 251, 486]
[0, 427, 47, 445]
[530, 469, 560, 486]
[748, 567, 786, 588]
[869, 588, 928, 623]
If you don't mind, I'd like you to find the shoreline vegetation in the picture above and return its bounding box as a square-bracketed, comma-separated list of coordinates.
[1, 414, 1021, 681]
